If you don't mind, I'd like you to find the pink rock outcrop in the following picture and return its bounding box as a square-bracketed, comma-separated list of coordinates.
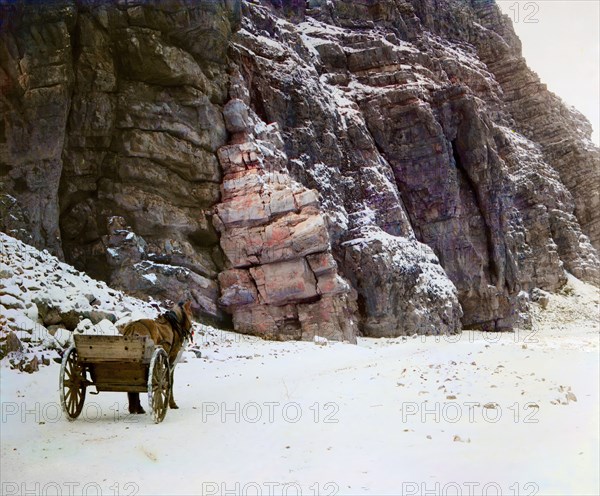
[214, 104, 357, 342]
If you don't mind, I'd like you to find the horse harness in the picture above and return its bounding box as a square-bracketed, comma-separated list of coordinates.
[163, 303, 193, 342]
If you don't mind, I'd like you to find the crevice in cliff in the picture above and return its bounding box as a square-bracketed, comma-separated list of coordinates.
[452, 138, 498, 284]
[366, 121, 420, 239]
[236, 53, 270, 125]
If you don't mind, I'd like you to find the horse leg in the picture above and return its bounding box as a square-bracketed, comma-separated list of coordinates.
[169, 367, 179, 409]
[128, 392, 146, 414]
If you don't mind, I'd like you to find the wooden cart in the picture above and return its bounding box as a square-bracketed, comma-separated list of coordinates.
[59, 334, 171, 423]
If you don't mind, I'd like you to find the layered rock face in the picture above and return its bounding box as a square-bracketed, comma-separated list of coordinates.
[405, 0, 600, 279]
[214, 99, 359, 341]
[1, 0, 598, 338]
[228, 0, 599, 331]
[0, 2, 74, 257]
[466, 0, 600, 253]
[1, 0, 241, 323]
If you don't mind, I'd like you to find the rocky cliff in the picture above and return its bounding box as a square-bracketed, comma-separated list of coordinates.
[1, 0, 598, 339]
[1, 0, 241, 325]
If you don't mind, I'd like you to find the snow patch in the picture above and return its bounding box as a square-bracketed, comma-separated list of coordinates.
[142, 273, 158, 284]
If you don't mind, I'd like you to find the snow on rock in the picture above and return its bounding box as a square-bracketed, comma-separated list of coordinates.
[103, 216, 223, 323]
[232, 0, 600, 336]
[342, 226, 462, 337]
[141, 273, 158, 285]
[0, 232, 162, 371]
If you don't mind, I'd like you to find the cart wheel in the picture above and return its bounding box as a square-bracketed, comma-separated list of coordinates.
[148, 348, 170, 423]
[60, 345, 86, 420]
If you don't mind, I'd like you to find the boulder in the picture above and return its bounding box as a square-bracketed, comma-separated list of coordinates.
[250, 259, 318, 306]
[5, 332, 23, 354]
[223, 98, 252, 133]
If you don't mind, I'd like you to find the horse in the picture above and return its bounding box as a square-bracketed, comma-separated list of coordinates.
[120, 301, 193, 414]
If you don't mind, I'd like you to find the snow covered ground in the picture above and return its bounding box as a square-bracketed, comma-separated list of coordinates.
[1, 234, 599, 496]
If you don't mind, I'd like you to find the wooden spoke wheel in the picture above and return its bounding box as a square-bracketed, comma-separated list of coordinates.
[59, 346, 87, 420]
[147, 348, 171, 424]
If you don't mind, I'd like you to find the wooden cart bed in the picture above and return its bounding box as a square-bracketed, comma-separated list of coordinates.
[59, 334, 171, 423]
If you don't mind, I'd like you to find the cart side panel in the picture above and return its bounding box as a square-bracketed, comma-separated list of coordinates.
[74, 335, 154, 363]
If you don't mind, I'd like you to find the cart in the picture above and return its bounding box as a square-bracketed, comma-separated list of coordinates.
[59, 334, 171, 423]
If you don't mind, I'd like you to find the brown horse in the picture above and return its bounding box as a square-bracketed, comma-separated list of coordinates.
[120, 301, 194, 414]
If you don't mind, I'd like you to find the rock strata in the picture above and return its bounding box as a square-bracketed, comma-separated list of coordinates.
[1, 0, 241, 325]
[214, 100, 358, 342]
[229, 0, 599, 332]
